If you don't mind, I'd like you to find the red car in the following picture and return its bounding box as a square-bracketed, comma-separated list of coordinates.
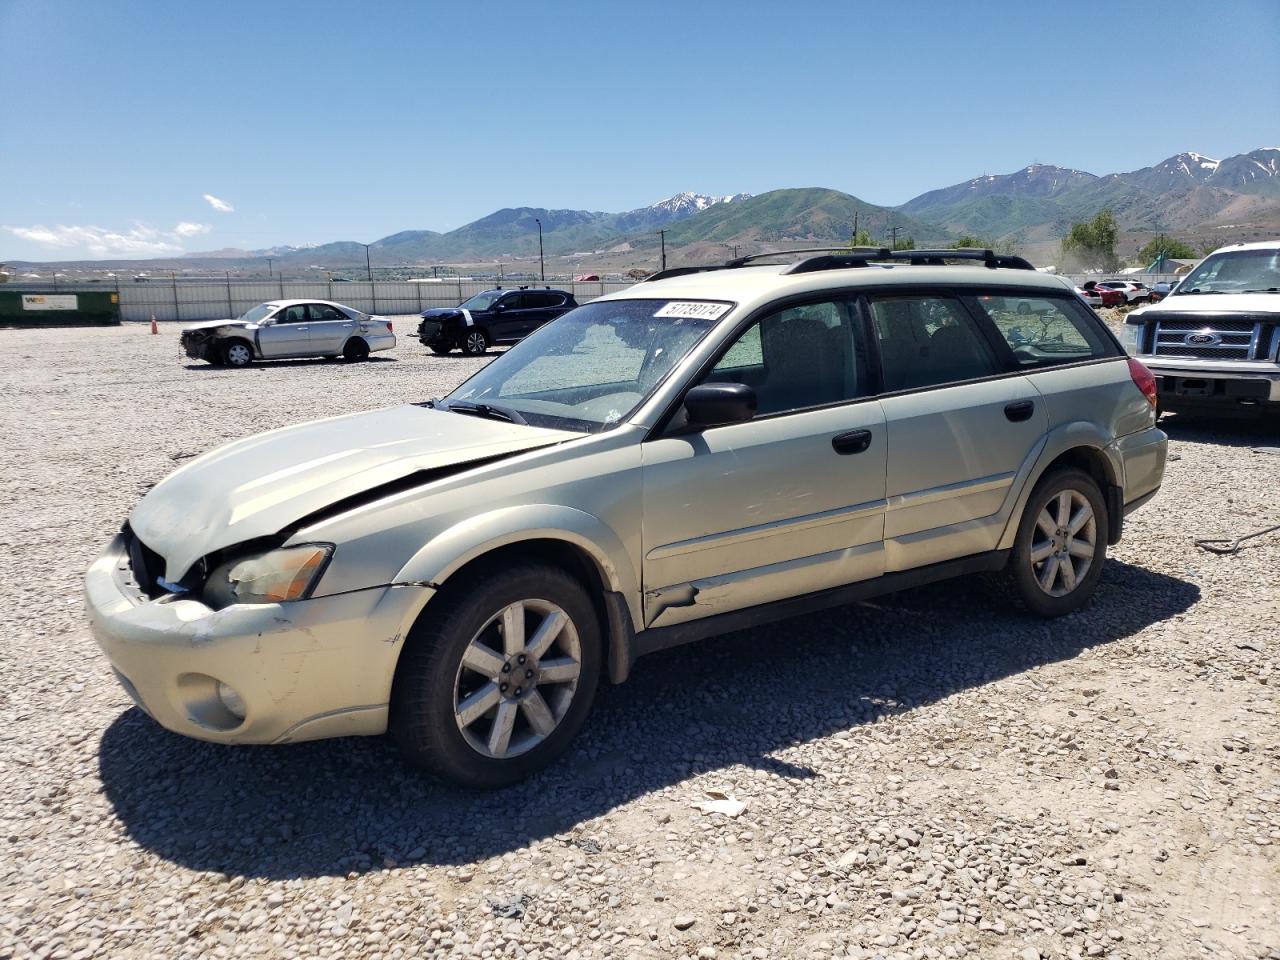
[1080, 281, 1126, 307]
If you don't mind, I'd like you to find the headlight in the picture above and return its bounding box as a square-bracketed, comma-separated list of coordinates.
[204, 544, 333, 607]
[1119, 322, 1142, 354]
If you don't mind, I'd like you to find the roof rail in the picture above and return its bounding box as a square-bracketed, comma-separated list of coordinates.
[785, 247, 1035, 274]
[641, 246, 1036, 283]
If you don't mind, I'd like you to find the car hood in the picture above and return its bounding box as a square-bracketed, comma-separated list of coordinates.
[129, 405, 576, 581]
[420, 308, 466, 319]
[182, 319, 251, 332]
[1134, 292, 1280, 317]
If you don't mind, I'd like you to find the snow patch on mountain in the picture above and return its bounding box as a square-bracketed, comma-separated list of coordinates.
[647, 192, 751, 215]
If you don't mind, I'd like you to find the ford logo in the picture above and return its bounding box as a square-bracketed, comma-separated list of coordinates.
[1185, 332, 1220, 346]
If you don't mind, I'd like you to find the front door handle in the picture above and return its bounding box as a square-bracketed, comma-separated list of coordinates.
[1005, 399, 1035, 422]
[832, 429, 873, 455]
[296, 326, 308, 331]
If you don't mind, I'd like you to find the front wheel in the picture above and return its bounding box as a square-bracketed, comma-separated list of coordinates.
[222, 339, 254, 367]
[460, 329, 488, 356]
[391, 562, 601, 787]
[1006, 468, 1108, 617]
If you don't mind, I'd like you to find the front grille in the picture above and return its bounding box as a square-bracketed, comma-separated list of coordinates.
[1153, 316, 1266, 361]
[419, 320, 442, 339]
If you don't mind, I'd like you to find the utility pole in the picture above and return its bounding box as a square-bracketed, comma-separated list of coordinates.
[852, 211, 859, 245]
[890, 225, 899, 249]
[658, 229, 666, 271]
[534, 217, 545, 282]
[732, 244, 739, 259]
[266, 257, 274, 278]
[363, 244, 373, 282]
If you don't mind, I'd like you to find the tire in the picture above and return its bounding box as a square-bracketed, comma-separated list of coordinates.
[460, 329, 489, 356]
[1005, 467, 1108, 618]
[221, 339, 254, 367]
[391, 562, 602, 788]
[429, 345, 453, 356]
[343, 338, 370, 361]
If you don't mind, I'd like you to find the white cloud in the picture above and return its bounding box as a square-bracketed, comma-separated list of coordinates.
[3, 220, 216, 257]
[203, 193, 235, 213]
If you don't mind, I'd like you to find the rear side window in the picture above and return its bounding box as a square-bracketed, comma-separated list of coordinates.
[526, 292, 565, 308]
[869, 296, 998, 391]
[970, 294, 1116, 367]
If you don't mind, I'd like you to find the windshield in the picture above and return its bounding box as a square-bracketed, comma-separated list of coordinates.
[1176, 250, 1280, 294]
[446, 298, 729, 432]
[459, 291, 504, 311]
[237, 303, 275, 324]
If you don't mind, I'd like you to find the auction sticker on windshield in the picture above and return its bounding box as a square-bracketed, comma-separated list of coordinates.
[653, 301, 732, 321]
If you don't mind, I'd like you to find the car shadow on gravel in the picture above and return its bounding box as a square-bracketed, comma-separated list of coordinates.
[182, 357, 398, 372]
[1159, 411, 1280, 446]
[98, 558, 1198, 881]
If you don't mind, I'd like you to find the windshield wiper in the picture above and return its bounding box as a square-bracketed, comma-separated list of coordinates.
[445, 400, 528, 425]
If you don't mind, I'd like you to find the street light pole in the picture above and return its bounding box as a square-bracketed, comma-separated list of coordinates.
[658, 229, 666, 271]
[363, 244, 373, 282]
[535, 218, 545, 282]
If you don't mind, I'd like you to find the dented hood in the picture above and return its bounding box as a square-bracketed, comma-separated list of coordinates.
[130, 405, 575, 580]
[1135, 292, 1280, 318]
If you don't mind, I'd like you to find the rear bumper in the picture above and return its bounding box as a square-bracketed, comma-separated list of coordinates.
[365, 332, 396, 353]
[85, 534, 432, 744]
[1112, 425, 1167, 511]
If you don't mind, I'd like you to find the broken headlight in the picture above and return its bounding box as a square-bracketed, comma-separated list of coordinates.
[203, 544, 333, 607]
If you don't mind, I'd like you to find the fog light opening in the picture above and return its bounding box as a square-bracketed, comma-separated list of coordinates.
[216, 681, 247, 720]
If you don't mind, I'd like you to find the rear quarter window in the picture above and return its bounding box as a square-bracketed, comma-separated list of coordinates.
[970, 293, 1118, 367]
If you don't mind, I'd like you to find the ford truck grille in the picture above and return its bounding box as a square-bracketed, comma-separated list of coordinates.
[1152, 317, 1268, 361]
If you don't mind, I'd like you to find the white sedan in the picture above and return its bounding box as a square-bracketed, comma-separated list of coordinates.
[180, 300, 397, 366]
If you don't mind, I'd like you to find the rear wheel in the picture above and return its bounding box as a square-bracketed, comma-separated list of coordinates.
[461, 329, 489, 356]
[222, 339, 254, 367]
[1006, 468, 1108, 617]
[391, 562, 601, 788]
[343, 338, 370, 361]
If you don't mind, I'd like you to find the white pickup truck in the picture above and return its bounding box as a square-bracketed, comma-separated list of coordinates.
[1120, 241, 1280, 414]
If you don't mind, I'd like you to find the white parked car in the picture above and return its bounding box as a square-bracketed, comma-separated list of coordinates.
[180, 299, 396, 366]
[87, 249, 1167, 787]
[1097, 280, 1149, 304]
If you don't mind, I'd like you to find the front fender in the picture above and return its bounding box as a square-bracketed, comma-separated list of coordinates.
[394, 504, 641, 628]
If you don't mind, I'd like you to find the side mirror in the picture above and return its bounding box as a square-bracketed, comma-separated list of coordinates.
[683, 382, 757, 429]
[491, 302, 506, 312]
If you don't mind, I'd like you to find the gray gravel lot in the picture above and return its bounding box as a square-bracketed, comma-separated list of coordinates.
[1, 324, 1277, 960]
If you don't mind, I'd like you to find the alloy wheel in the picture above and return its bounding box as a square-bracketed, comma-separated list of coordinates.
[1029, 489, 1096, 597]
[465, 331, 487, 354]
[452, 599, 582, 759]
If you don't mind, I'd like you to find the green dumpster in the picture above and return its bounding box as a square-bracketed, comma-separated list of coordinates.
[0, 290, 122, 328]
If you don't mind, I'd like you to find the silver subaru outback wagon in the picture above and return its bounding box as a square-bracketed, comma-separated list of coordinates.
[85, 249, 1168, 787]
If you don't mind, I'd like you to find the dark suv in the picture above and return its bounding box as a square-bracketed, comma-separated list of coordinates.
[418, 287, 578, 355]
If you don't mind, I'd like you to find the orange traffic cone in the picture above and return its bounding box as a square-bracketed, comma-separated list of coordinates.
[150, 315, 158, 335]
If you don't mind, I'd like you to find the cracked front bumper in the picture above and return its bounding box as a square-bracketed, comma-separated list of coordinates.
[85, 535, 433, 744]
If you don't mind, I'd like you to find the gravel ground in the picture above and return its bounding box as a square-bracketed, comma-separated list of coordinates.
[1, 324, 1277, 960]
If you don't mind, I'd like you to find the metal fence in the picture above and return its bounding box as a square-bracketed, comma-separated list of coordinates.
[1, 279, 637, 323]
[2, 272, 1189, 323]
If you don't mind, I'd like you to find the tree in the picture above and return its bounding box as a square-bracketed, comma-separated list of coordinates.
[1061, 210, 1119, 271]
[891, 236, 916, 251]
[1138, 235, 1196, 266]
[848, 228, 874, 248]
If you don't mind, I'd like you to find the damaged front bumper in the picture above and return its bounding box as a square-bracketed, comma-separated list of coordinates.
[85, 534, 434, 744]
[180, 330, 219, 362]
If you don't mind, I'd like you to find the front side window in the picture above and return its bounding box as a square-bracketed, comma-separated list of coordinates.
[703, 299, 867, 416]
[447, 299, 726, 432]
[970, 294, 1116, 366]
[277, 305, 307, 324]
[1176, 249, 1280, 294]
[870, 296, 998, 391]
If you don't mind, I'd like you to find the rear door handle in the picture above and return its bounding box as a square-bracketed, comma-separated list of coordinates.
[832, 429, 873, 455]
[1005, 399, 1035, 422]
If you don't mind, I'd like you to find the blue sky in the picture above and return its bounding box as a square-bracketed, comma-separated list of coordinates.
[2, 0, 1277, 261]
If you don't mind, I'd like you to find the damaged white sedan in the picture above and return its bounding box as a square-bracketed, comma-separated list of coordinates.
[86, 249, 1166, 787]
[180, 299, 396, 366]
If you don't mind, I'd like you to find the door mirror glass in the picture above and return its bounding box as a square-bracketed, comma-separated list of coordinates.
[684, 383, 757, 428]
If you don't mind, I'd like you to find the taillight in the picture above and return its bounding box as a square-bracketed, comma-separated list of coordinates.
[387, 321, 393, 332]
[1127, 357, 1157, 406]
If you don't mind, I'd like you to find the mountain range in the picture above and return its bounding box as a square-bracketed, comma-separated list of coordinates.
[11, 148, 1280, 272]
